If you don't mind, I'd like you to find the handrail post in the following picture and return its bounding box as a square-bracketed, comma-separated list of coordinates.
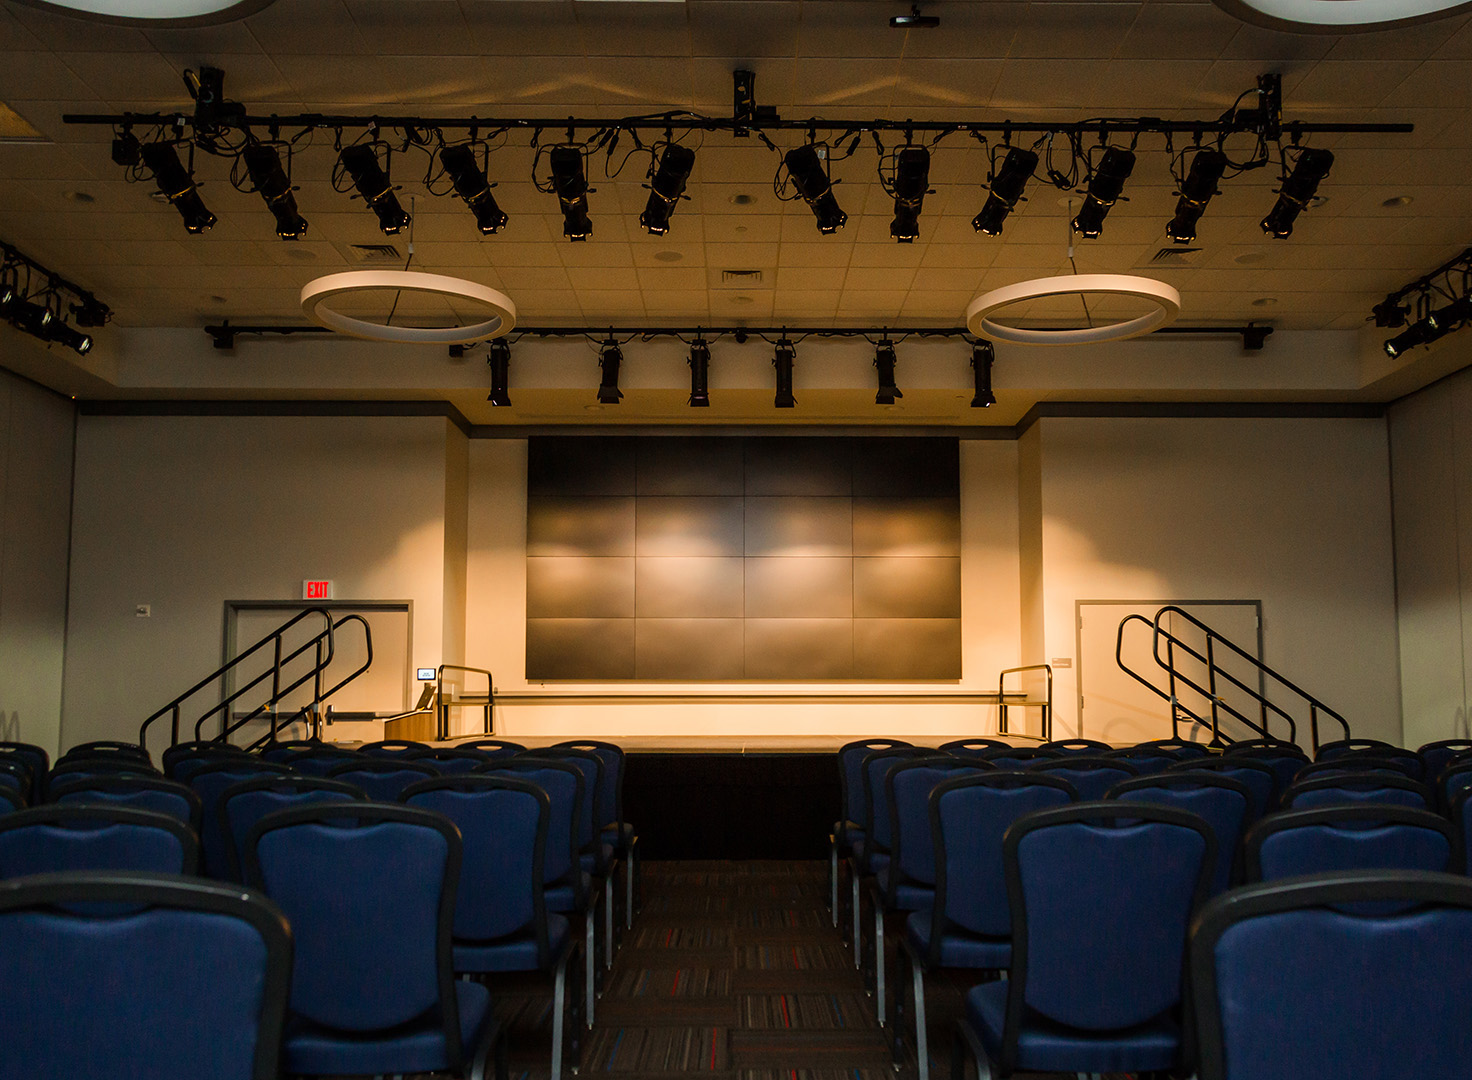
[1166, 636, 1180, 739]
[1205, 634, 1223, 746]
[1310, 704, 1320, 756]
[171, 704, 180, 747]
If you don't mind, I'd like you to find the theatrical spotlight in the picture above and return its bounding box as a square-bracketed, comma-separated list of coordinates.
[487, 339, 511, 406]
[889, 146, 931, 243]
[339, 144, 410, 235]
[784, 145, 847, 234]
[874, 339, 902, 405]
[440, 143, 507, 236]
[688, 338, 711, 407]
[140, 142, 216, 234]
[1071, 147, 1135, 239]
[8, 298, 52, 337]
[45, 317, 92, 355]
[970, 341, 995, 408]
[597, 338, 623, 404]
[550, 147, 593, 241]
[1383, 317, 1441, 359]
[973, 146, 1038, 237]
[241, 142, 307, 240]
[1372, 298, 1409, 329]
[773, 338, 796, 408]
[1166, 149, 1227, 244]
[640, 144, 696, 236]
[1261, 147, 1334, 239]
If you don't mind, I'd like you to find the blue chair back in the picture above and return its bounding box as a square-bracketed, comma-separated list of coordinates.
[1315, 738, 1395, 762]
[0, 871, 291, 1080]
[189, 761, 293, 878]
[0, 789, 20, 817]
[50, 775, 202, 831]
[554, 740, 624, 832]
[409, 747, 494, 776]
[1190, 870, 1472, 1080]
[1137, 738, 1212, 760]
[1224, 746, 1310, 795]
[888, 757, 986, 894]
[1453, 787, 1472, 876]
[162, 740, 247, 774]
[1438, 759, 1472, 810]
[1103, 746, 1179, 775]
[528, 749, 603, 854]
[1107, 772, 1251, 895]
[1222, 738, 1297, 755]
[170, 750, 256, 783]
[1245, 805, 1456, 882]
[0, 761, 29, 803]
[861, 748, 932, 868]
[1295, 757, 1418, 784]
[279, 747, 361, 778]
[977, 746, 1062, 771]
[1331, 747, 1425, 780]
[358, 740, 431, 758]
[0, 742, 48, 797]
[479, 760, 583, 897]
[459, 739, 526, 760]
[1039, 739, 1112, 755]
[327, 759, 438, 801]
[1418, 739, 1472, 782]
[257, 740, 323, 765]
[939, 738, 1011, 759]
[49, 759, 159, 790]
[0, 805, 198, 877]
[837, 739, 911, 829]
[1027, 756, 1138, 800]
[1282, 774, 1432, 812]
[219, 777, 366, 882]
[58, 741, 151, 768]
[1167, 757, 1277, 820]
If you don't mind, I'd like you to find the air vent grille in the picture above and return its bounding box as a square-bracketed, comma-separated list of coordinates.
[721, 269, 764, 285]
[349, 243, 403, 262]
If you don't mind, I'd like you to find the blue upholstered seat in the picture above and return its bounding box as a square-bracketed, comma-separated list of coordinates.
[327, 758, 438, 801]
[1245, 805, 1457, 882]
[50, 774, 202, 831]
[1026, 756, 1138, 801]
[1281, 773, 1433, 812]
[218, 775, 365, 881]
[1108, 771, 1252, 894]
[187, 760, 293, 878]
[0, 804, 198, 877]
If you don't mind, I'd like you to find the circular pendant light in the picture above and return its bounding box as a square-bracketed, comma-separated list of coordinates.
[966, 274, 1180, 346]
[1208, 0, 1472, 32]
[13, 0, 277, 25]
[300, 271, 516, 345]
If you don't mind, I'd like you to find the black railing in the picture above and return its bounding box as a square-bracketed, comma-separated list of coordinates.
[997, 664, 1053, 741]
[240, 614, 375, 751]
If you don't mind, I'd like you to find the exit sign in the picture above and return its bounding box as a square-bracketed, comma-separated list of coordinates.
[302, 580, 334, 601]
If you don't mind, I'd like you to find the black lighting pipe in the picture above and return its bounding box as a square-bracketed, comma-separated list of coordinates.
[0, 241, 109, 326]
[971, 341, 996, 408]
[688, 338, 711, 407]
[773, 338, 796, 408]
[1378, 248, 1472, 310]
[487, 339, 512, 406]
[242, 142, 308, 239]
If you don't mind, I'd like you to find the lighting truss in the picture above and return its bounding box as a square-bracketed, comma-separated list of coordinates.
[1376, 248, 1472, 359]
[0, 240, 109, 355]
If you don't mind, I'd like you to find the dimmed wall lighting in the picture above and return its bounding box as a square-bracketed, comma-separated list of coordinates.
[440, 143, 508, 236]
[973, 146, 1038, 237]
[889, 146, 931, 243]
[970, 341, 996, 408]
[874, 339, 902, 405]
[1166, 148, 1227, 244]
[550, 147, 593, 241]
[1261, 147, 1334, 239]
[140, 142, 216, 234]
[1071, 147, 1135, 239]
[338, 143, 410, 235]
[640, 144, 696, 236]
[241, 142, 307, 239]
[688, 337, 711, 407]
[773, 338, 796, 408]
[486, 339, 511, 406]
[784, 144, 847, 234]
[597, 337, 623, 403]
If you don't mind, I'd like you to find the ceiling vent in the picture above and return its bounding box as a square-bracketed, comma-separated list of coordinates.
[348, 243, 403, 262]
[721, 269, 764, 286]
[1149, 247, 1203, 265]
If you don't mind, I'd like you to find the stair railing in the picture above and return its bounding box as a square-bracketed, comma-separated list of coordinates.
[239, 614, 376, 750]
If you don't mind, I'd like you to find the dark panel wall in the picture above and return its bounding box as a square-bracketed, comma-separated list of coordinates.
[525, 436, 961, 680]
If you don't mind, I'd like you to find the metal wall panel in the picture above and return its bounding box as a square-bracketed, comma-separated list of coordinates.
[743, 496, 852, 557]
[744, 618, 855, 679]
[852, 496, 961, 557]
[853, 556, 962, 619]
[744, 557, 854, 619]
[526, 496, 635, 557]
[526, 556, 636, 618]
[528, 436, 636, 496]
[526, 618, 637, 679]
[854, 618, 963, 680]
[636, 618, 746, 680]
[635, 556, 745, 618]
[744, 438, 852, 496]
[636, 496, 745, 557]
[637, 438, 744, 496]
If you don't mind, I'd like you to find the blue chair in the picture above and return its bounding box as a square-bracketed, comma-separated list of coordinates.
[57, 741, 152, 768]
[1039, 739, 1112, 755]
[161, 739, 248, 774]
[1437, 759, 1472, 810]
[1315, 737, 1395, 762]
[851, 747, 932, 968]
[939, 738, 1011, 759]
[257, 739, 325, 765]
[0, 805, 198, 877]
[48, 758, 159, 791]
[411, 747, 497, 775]
[900, 771, 1075, 1080]
[0, 742, 48, 799]
[1330, 746, 1425, 780]
[50, 774, 202, 831]
[218, 776, 366, 882]
[188, 760, 293, 878]
[1282, 773, 1432, 812]
[1136, 737, 1213, 760]
[242, 802, 505, 1080]
[328, 757, 438, 801]
[460, 739, 526, 759]
[404, 774, 578, 1080]
[955, 802, 1215, 1079]
[277, 746, 362, 777]
[1244, 805, 1457, 882]
[1222, 745, 1310, 797]
[0, 760, 30, 805]
[535, 747, 619, 965]
[169, 748, 256, 783]
[1107, 771, 1252, 894]
[976, 747, 1062, 771]
[1294, 756, 1419, 784]
[0, 788, 20, 817]
[1418, 739, 1472, 782]
[0, 871, 291, 1080]
[1222, 737, 1298, 755]
[1452, 786, 1472, 875]
[1166, 756, 1277, 821]
[1189, 870, 1472, 1080]
[1026, 756, 1138, 801]
[359, 739, 432, 757]
[832, 739, 911, 932]
[1103, 746, 1179, 775]
[555, 739, 639, 933]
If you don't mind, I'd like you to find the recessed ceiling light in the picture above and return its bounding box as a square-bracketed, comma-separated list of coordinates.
[62, 191, 95, 203]
[1382, 195, 1414, 208]
[653, 250, 683, 263]
[12, 0, 277, 24]
[728, 194, 757, 206]
[1251, 297, 1279, 307]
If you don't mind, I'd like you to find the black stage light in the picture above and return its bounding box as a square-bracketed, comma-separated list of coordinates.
[71, 298, 110, 328]
[46, 318, 92, 355]
[597, 338, 623, 404]
[111, 130, 141, 168]
[0, 281, 17, 319]
[973, 146, 1038, 236]
[440, 144, 507, 236]
[688, 338, 711, 407]
[1372, 298, 1409, 329]
[1428, 295, 1472, 334]
[641, 144, 696, 236]
[9, 299, 52, 337]
[1384, 317, 1440, 359]
[339, 144, 410, 235]
[1166, 149, 1227, 244]
[785, 145, 846, 234]
[242, 142, 307, 240]
[1261, 147, 1334, 239]
[1071, 147, 1135, 239]
[970, 341, 996, 408]
[140, 142, 216, 234]
[889, 146, 931, 243]
[874, 339, 902, 405]
[890, 4, 940, 27]
[773, 338, 796, 408]
[487, 339, 511, 406]
[550, 147, 593, 241]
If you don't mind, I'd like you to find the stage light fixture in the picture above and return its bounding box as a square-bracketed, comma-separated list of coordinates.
[1372, 298, 1409, 329]
[784, 145, 846, 234]
[889, 146, 931, 243]
[45, 317, 92, 355]
[140, 142, 216, 234]
[874, 339, 902, 405]
[487, 339, 511, 406]
[1383, 318, 1439, 359]
[640, 144, 696, 236]
[773, 338, 796, 408]
[550, 147, 593, 241]
[1071, 147, 1135, 239]
[970, 341, 996, 408]
[440, 143, 507, 236]
[71, 297, 110, 328]
[1165, 148, 1227, 244]
[1428, 295, 1472, 334]
[241, 142, 307, 239]
[688, 338, 711, 407]
[9, 299, 52, 337]
[1261, 147, 1334, 239]
[973, 146, 1038, 237]
[111, 130, 141, 168]
[597, 338, 623, 404]
[338, 144, 410, 235]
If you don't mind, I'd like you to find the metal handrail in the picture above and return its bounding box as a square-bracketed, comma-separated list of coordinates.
[240, 614, 375, 750]
[1115, 613, 1216, 738]
[1147, 617, 1291, 745]
[997, 663, 1053, 741]
[435, 663, 494, 738]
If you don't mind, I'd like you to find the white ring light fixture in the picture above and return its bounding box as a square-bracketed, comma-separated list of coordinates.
[1209, 0, 1472, 32]
[966, 274, 1181, 346]
[14, 0, 277, 25]
[300, 271, 516, 345]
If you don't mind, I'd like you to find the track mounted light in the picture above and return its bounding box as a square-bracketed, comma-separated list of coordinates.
[241, 142, 307, 240]
[973, 146, 1038, 237]
[140, 142, 216, 234]
[1072, 147, 1135, 239]
[45, 317, 93, 355]
[1166, 149, 1227, 244]
[487, 339, 511, 406]
[440, 144, 507, 236]
[597, 338, 623, 404]
[640, 144, 696, 236]
[550, 147, 593, 241]
[1383, 317, 1441, 359]
[1261, 147, 1333, 239]
[889, 146, 931, 243]
[784, 145, 846, 234]
[688, 338, 710, 407]
[874, 339, 902, 405]
[970, 342, 995, 408]
[338, 144, 410, 235]
[9, 298, 52, 337]
[1372, 298, 1409, 329]
[773, 338, 796, 408]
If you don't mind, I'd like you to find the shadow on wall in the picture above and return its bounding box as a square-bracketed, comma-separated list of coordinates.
[0, 711, 19, 742]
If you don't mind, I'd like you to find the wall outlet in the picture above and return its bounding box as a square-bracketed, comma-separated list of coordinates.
[135, 604, 151, 618]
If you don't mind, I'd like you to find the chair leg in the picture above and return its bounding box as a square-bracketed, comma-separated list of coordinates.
[551, 953, 568, 1080]
[625, 838, 638, 930]
[852, 872, 862, 967]
[955, 1019, 994, 1080]
[910, 946, 930, 1080]
[585, 907, 597, 1027]
[829, 838, 839, 928]
[604, 868, 616, 970]
[874, 901, 886, 1027]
